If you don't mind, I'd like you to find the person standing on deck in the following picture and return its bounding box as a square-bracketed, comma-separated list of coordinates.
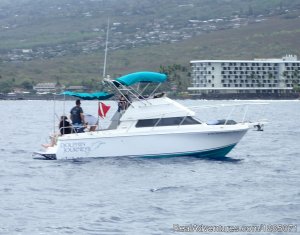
[70, 99, 85, 132]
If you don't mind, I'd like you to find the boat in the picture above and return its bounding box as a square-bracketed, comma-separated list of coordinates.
[33, 71, 255, 160]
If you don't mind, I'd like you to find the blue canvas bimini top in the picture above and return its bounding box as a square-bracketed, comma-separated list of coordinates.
[62, 91, 114, 100]
[116, 71, 167, 86]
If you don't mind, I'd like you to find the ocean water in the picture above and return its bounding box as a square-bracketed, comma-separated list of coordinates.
[0, 99, 299, 235]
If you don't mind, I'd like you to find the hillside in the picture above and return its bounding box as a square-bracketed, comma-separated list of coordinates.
[1, 0, 299, 54]
[0, 0, 300, 92]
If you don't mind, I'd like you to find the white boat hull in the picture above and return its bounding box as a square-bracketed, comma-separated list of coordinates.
[36, 124, 249, 160]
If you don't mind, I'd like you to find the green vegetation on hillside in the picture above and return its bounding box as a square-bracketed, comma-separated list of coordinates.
[1, 0, 299, 51]
[1, 0, 300, 93]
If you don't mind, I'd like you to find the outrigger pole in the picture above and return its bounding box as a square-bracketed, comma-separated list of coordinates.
[98, 18, 110, 130]
[102, 18, 110, 78]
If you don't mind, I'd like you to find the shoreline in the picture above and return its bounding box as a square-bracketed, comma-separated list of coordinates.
[185, 93, 300, 100]
[1, 93, 299, 101]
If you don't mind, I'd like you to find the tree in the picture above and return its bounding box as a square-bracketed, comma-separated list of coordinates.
[293, 69, 299, 79]
[0, 81, 13, 93]
[293, 85, 300, 93]
[80, 78, 103, 91]
[282, 71, 288, 78]
[159, 64, 190, 94]
[20, 80, 33, 90]
[248, 5, 254, 16]
[268, 72, 273, 79]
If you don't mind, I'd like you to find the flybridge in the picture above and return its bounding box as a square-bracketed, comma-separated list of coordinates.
[103, 71, 168, 107]
[62, 71, 167, 101]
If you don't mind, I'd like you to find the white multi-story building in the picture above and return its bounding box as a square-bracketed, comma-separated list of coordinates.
[188, 55, 300, 95]
[33, 83, 65, 94]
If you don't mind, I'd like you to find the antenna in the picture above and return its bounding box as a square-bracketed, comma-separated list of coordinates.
[103, 18, 109, 78]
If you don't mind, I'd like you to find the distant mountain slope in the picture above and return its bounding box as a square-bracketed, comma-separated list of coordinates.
[1, 13, 299, 84]
[97, 13, 300, 73]
[0, 0, 300, 89]
[0, 0, 299, 51]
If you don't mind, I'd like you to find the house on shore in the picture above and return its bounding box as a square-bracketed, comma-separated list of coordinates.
[33, 83, 65, 94]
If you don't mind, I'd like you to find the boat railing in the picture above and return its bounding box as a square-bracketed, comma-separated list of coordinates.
[120, 102, 268, 133]
[148, 83, 162, 98]
[150, 111, 199, 130]
[104, 77, 168, 106]
[224, 106, 236, 125]
[189, 102, 268, 125]
[125, 120, 136, 133]
[178, 115, 188, 127]
[58, 126, 72, 133]
[104, 78, 152, 107]
[152, 114, 165, 129]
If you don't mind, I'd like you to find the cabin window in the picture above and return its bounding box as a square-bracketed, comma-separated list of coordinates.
[181, 116, 201, 125]
[157, 117, 184, 126]
[135, 116, 200, 128]
[135, 118, 159, 127]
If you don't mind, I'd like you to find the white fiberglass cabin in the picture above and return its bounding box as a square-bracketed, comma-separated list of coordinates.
[34, 71, 250, 160]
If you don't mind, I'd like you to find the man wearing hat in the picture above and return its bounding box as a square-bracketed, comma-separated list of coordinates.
[70, 99, 85, 133]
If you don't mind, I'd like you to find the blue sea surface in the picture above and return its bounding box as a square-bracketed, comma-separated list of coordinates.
[0, 99, 299, 234]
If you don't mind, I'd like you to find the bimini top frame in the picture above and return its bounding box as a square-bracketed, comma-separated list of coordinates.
[103, 71, 167, 106]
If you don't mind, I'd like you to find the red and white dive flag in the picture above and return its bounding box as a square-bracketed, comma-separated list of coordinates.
[98, 102, 111, 118]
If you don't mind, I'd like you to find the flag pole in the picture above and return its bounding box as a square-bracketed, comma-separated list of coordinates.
[97, 101, 101, 130]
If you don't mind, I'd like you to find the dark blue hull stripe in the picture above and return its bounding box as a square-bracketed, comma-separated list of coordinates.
[141, 144, 237, 158]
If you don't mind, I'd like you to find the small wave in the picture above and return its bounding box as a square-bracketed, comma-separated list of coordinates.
[277, 218, 300, 224]
[274, 168, 288, 174]
[44, 226, 74, 234]
[149, 205, 170, 215]
[83, 227, 124, 234]
[27, 187, 42, 192]
[109, 216, 122, 222]
[12, 173, 34, 178]
[2, 188, 12, 193]
[250, 203, 268, 210]
[35, 198, 54, 204]
[225, 183, 242, 188]
[200, 156, 243, 163]
[150, 186, 184, 192]
[10, 149, 28, 154]
[85, 202, 105, 208]
[70, 158, 92, 164]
